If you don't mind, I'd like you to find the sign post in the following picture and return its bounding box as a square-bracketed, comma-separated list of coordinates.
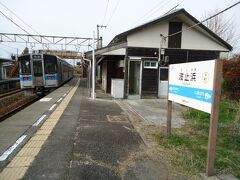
[166, 100, 172, 137]
[206, 60, 223, 176]
[167, 59, 223, 176]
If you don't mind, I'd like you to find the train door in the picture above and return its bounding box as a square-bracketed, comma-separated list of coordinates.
[32, 59, 44, 87]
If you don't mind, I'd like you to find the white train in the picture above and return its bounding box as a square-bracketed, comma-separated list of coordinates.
[19, 54, 73, 94]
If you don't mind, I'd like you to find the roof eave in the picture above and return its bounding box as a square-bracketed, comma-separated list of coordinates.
[85, 41, 127, 59]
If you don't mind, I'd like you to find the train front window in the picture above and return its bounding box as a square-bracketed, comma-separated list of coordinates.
[21, 60, 31, 74]
[33, 61, 43, 76]
[45, 59, 57, 74]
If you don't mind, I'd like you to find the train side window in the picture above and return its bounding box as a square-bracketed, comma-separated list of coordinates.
[45, 59, 57, 74]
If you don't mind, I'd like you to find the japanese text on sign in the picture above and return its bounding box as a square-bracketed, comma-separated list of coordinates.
[168, 60, 216, 113]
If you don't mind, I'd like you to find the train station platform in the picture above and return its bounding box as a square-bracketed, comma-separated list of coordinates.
[0, 77, 144, 179]
[0, 78, 19, 94]
[0, 78, 76, 167]
[0, 77, 192, 180]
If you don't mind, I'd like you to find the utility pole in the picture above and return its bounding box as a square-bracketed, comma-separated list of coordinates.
[96, 24, 107, 49]
[92, 31, 96, 99]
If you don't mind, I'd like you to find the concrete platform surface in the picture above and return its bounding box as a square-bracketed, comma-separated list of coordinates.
[0, 78, 77, 164]
[125, 99, 186, 128]
[18, 79, 187, 180]
[22, 78, 143, 179]
[1, 78, 222, 179]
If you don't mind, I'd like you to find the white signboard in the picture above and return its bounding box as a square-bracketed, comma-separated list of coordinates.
[168, 60, 216, 113]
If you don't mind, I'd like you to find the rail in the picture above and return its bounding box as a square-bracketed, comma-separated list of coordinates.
[0, 91, 39, 121]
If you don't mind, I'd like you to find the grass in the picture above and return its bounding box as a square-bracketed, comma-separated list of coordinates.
[154, 100, 240, 177]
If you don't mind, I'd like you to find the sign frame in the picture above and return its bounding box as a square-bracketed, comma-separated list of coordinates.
[166, 59, 223, 176]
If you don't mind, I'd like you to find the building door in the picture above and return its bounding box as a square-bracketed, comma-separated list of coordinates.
[158, 67, 168, 98]
[128, 60, 142, 99]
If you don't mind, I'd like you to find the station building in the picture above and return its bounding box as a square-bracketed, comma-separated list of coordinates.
[85, 8, 232, 99]
[0, 57, 14, 80]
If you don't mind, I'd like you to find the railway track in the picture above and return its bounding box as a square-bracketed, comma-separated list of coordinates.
[0, 90, 39, 121]
[0, 88, 23, 99]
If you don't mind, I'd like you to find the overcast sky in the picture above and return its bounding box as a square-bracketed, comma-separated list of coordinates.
[0, 0, 239, 59]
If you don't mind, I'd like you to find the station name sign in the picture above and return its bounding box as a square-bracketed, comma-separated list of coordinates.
[168, 60, 216, 113]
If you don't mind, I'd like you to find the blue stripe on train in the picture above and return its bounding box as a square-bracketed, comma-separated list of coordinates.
[20, 75, 32, 81]
[45, 74, 58, 80]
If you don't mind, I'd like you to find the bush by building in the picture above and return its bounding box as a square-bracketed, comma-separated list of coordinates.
[222, 55, 240, 100]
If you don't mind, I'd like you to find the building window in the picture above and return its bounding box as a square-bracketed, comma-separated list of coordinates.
[160, 68, 168, 81]
[168, 22, 182, 48]
[144, 61, 158, 69]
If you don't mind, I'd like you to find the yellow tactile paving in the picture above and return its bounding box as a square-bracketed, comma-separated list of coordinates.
[0, 167, 28, 180]
[42, 121, 58, 127]
[0, 79, 80, 179]
[60, 101, 69, 105]
[63, 99, 71, 104]
[17, 148, 41, 157]
[46, 117, 59, 121]
[24, 140, 45, 148]
[55, 108, 62, 114]
[40, 124, 56, 130]
[49, 111, 63, 118]
[55, 106, 67, 111]
[7, 157, 34, 167]
[35, 129, 52, 135]
[30, 135, 49, 141]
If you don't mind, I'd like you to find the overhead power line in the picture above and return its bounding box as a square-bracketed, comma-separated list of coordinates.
[106, 0, 120, 27]
[142, 0, 176, 22]
[0, 2, 58, 49]
[0, 10, 31, 35]
[0, 2, 40, 36]
[102, 0, 110, 25]
[135, 0, 168, 23]
[132, 0, 176, 26]
[165, 1, 240, 39]
[0, 42, 17, 50]
[0, 44, 13, 54]
[164, 4, 179, 15]
[0, 10, 42, 44]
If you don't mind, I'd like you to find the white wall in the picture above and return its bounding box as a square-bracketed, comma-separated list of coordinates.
[127, 20, 229, 52]
[102, 48, 126, 55]
[127, 21, 169, 48]
[181, 24, 229, 51]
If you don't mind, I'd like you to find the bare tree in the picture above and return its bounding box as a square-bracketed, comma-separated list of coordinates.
[203, 9, 237, 47]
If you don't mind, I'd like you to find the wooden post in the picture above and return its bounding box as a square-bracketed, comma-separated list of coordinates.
[206, 60, 223, 176]
[166, 64, 172, 138]
[166, 100, 172, 137]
